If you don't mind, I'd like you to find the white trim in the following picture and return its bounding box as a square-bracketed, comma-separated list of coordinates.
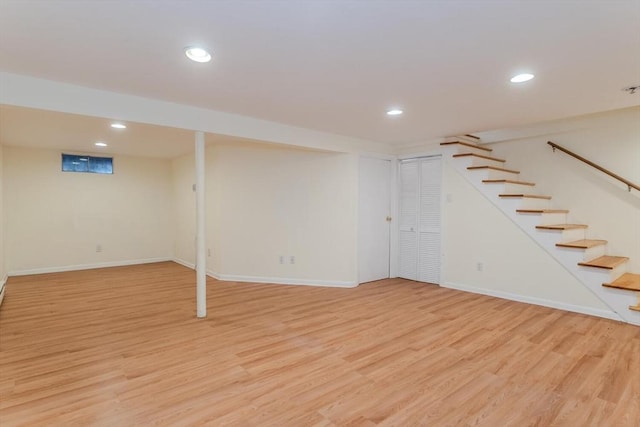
[443, 281, 623, 322]
[8, 257, 172, 276]
[172, 258, 356, 288]
[172, 258, 195, 269]
[210, 273, 357, 288]
[0, 274, 7, 307]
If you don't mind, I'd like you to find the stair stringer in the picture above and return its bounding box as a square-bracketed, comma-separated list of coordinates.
[442, 148, 639, 325]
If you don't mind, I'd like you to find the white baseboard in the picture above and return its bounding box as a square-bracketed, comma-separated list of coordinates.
[172, 258, 357, 288]
[212, 272, 357, 288]
[0, 274, 7, 307]
[172, 258, 195, 270]
[442, 281, 623, 322]
[8, 257, 172, 277]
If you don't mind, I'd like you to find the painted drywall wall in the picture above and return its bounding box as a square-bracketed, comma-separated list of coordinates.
[0, 143, 5, 283]
[171, 152, 196, 267]
[487, 106, 640, 271]
[172, 141, 358, 285]
[441, 162, 612, 315]
[4, 146, 174, 274]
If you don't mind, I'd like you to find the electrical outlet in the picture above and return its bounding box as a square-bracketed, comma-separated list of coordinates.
[290, 256, 295, 264]
[477, 262, 483, 272]
[279, 256, 284, 264]
[96, 244, 102, 253]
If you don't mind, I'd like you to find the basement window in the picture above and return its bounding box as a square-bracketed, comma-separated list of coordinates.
[62, 154, 113, 174]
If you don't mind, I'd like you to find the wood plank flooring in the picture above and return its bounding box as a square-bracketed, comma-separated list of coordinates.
[1, 262, 639, 426]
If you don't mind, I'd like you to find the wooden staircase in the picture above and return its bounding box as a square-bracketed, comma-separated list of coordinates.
[441, 138, 640, 324]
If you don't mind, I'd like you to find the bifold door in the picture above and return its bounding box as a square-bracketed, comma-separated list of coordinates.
[398, 156, 442, 283]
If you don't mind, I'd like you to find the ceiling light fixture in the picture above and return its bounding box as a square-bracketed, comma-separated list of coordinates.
[387, 109, 403, 116]
[110, 123, 126, 129]
[184, 46, 212, 63]
[510, 73, 535, 83]
[95, 142, 108, 147]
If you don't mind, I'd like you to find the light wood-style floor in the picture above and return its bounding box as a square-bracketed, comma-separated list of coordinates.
[1, 262, 639, 426]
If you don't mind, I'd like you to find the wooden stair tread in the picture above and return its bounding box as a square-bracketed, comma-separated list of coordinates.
[603, 273, 640, 291]
[440, 141, 492, 152]
[579, 256, 629, 270]
[536, 224, 588, 230]
[500, 194, 552, 200]
[556, 239, 608, 249]
[468, 165, 519, 174]
[517, 209, 569, 214]
[483, 179, 535, 186]
[453, 153, 506, 163]
[630, 305, 640, 312]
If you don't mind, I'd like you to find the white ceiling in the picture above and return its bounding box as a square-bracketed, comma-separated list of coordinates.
[0, 105, 197, 158]
[0, 0, 639, 146]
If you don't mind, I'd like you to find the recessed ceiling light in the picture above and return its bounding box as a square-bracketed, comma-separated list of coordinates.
[185, 46, 212, 63]
[387, 109, 403, 116]
[110, 123, 126, 129]
[510, 73, 535, 83]
[95, 142, 108, 147]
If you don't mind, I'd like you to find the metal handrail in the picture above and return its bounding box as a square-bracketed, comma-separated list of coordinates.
[547, 141, 639, 192]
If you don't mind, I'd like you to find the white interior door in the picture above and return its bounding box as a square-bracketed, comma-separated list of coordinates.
[358, 157, 391, 284]
[398, 156, 442, 284]
[417, 157, 442, 284]
[398, 160, 419, 280]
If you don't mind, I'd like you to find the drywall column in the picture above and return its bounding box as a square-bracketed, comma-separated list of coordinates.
[195, 131, 206, 318]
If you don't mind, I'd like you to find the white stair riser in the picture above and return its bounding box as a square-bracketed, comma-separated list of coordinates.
[485, 169, 521, 180]
[555, 245, 606, 263]
[538, 212, 568, 225]
[442, 145, 493, 157]
[498, 197, 550, 213]
[583, 245, 607, 260]
[503, 182, 536, 193]
[453, 156, 505, 169]
[468, 157, 505, 168]
[517, 213, 546, 230]
[517, 197, 551, 210]
[578, 264, 626, 285]
[559, 228, 587, 242]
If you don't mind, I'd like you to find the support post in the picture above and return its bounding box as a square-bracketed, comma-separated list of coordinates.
[195, 131, 206, 318]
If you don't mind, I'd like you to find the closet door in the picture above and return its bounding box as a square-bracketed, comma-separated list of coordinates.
[417, 157, 442, 284]
[398, 156, 442, 284]
[398, 160, 419, 280]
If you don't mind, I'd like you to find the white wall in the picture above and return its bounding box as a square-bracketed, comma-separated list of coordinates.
[0, 143, 5, 284]
[441, 162, 611, 314]
[488, 106, 640, 271]
[172, 140, 358, 286]
[4, 146, 174, 274]
[171, 152, 196, 266]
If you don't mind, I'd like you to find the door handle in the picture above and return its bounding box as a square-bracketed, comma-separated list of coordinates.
[386, 216, 392, 222]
